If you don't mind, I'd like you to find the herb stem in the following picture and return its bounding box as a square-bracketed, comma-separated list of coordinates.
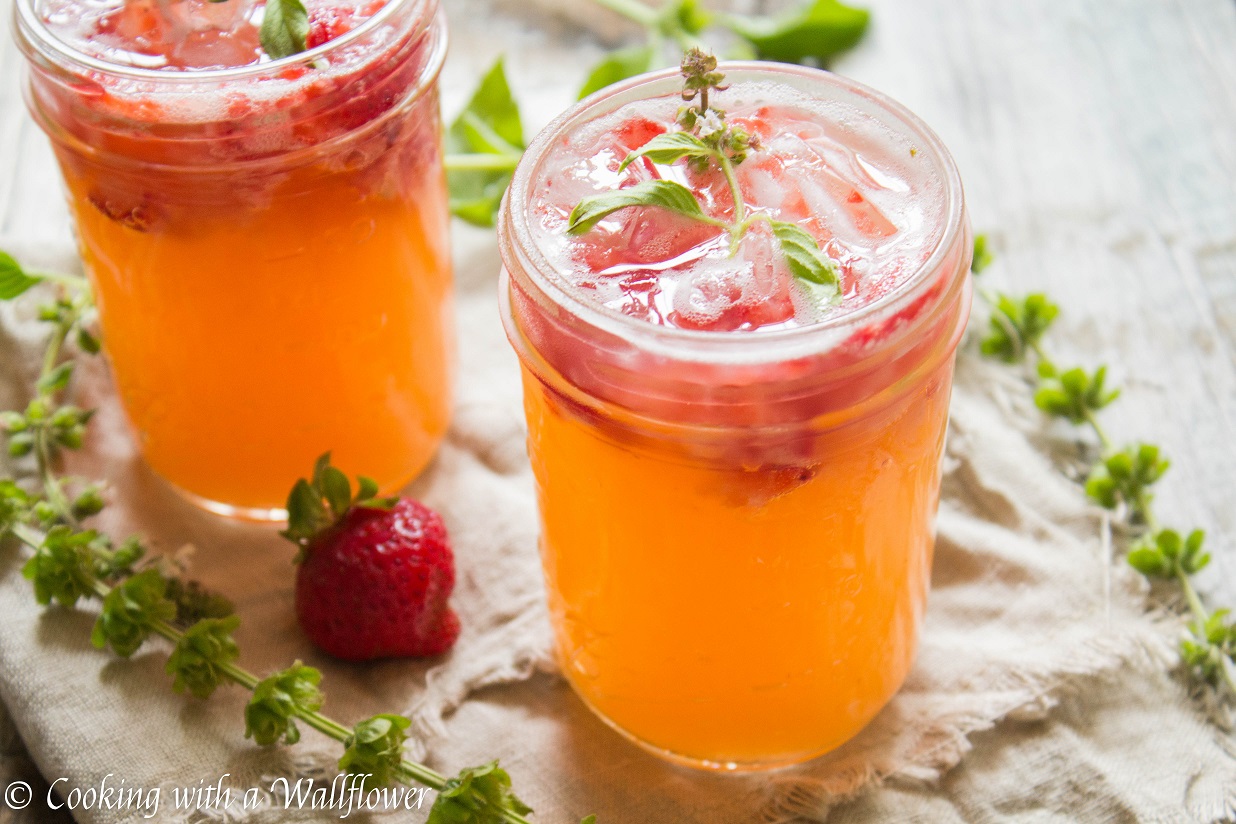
[1176, 569, 1209, 632]
[1082, 408, 1114, 453]
[588, 0, 658, 28]
[718, 154, 746, 228]
[29, 271, 90, 291]
[444, 153, 522, 172]
[34, 311, 79, 526]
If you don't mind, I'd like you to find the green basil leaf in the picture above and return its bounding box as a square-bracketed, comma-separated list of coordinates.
[260, 0, 309, 61]
[578, 45, 655, 100]
[567, 180, 710, 234]
[722, 0, 869, 65]
[769, 219, 841, 292]
[0, 252, 41, 300]
[617, 131, 714, 172]
[446, 58, 526, 227]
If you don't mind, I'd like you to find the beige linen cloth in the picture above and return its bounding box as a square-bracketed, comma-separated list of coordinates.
[1, 228, 1235, 824]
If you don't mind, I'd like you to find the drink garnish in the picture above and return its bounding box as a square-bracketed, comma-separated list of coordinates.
[567, 48, 842, 297]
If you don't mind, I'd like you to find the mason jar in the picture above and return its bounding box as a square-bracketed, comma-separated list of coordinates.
[499, 63, 972, 769]
[15, 0, 453, 519]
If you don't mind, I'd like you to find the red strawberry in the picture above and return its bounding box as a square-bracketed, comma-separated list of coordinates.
[282, 454, 460, 661]
[305, 5, 356, 49]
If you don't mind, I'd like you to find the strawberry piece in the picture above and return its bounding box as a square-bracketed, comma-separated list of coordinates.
[283, 455, 460, 661]
[305, 5, 356, 49]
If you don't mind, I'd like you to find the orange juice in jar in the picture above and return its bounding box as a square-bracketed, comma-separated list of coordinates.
[500, 64, 972, 769]
[15, 0, 452, 518]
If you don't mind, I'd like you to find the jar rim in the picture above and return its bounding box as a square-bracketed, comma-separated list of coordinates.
[14, 0, 436, 82]
[500, 61, 970, 365]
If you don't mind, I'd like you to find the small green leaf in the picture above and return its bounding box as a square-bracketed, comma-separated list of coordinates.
[1034, 365, 1118, 424]
[92, 568, 176, 658]
[1084, 443, 1168, 520]
[37, 362, 74, 395]
[259, 0, 308, 60]
[660, 0, 710, 36]
[568, 180, 710, 234]
[319, 466, 352, 519]
[617, 131, 714, 172]
[76, 327, 101, 354]
[281, 478, 330, 546]
[164, 576, 236, 626]
[338, 714, 411, 792]
[981, 293, 1058, 363]
[22, 525, 98, 606]
[95, 535, 145, 579]
[721, 0, 869, 65]
[427, 761, 533, 824]
[0, 252, 42, 300]
[0, 480, 32, 533]
[355, 476, 379, 502]
[71, 485, 105, 518]
[166, 615, 241, 699]
[245, 662, 323, 746]
[7, 431, 34, 458]
[769, 219, 842, 292]
[447, 58, 526, 228]
[971, 234, 993, 274]
[579, 45, 656, 100]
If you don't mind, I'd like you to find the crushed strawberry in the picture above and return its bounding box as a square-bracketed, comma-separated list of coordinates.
[305, 5, 356, 49]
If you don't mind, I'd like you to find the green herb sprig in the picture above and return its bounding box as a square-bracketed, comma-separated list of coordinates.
[578, 0, 868, 99]
[443, 0, 870, 227]
[567, 49, 841, 294]
[0, 254, 589, 824]
[972, 236, 1235, 704]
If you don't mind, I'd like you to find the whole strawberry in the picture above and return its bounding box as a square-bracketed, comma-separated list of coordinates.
[281, 454, 460, 661]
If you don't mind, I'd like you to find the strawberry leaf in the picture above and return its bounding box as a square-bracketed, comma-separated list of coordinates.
[281, 478, 331, 546]
[259, 0, 309, 60]
[0, 252, 41, 300]
[722, 0, 869, 65]
[567, 180, 712, 234]
[355, 476, 380, 502]
[578, 45, 655, 100]
[446, 58, 526, 227]
[617, 131, 715, 172]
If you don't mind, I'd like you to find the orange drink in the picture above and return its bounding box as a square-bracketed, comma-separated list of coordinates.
[16, 0, 452, 518]
[500, 65, 972, 768]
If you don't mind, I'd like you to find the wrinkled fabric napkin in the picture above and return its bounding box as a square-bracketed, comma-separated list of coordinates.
[2, 230, 1233, 824]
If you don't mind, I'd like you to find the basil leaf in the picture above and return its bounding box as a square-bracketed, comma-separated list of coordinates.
[660, 0, 711, 37]
[722, 0, 869, 65]
[769, 219, 840, 292]
[617, 131, 715, 172]
[0, 252, 41, 300]
[578, 45, 655, 100]
[446, 57, 526, 227]
[567, 180, 711, 234]
[259, 0, 309, 60]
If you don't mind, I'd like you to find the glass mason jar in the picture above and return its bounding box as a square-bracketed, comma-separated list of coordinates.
[14, 0, 453, 519]
[499, 64, 972, 770]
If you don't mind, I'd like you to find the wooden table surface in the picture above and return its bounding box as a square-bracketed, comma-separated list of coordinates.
[1, 0, 1234, 821]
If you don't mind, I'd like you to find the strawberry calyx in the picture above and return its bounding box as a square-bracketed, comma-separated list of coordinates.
[280, 452, 397, 553]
